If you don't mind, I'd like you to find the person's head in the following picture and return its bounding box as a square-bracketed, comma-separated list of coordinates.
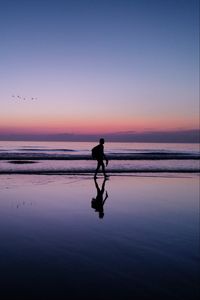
[99, 138, 105, 145]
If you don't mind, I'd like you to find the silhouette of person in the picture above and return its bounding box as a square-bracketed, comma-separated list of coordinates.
[91, 177, 108, 219]
[93, 138, 109, 179]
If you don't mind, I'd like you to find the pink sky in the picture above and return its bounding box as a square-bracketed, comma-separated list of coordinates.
[0, 0, 199, 137]
[0, 112, 198, 135]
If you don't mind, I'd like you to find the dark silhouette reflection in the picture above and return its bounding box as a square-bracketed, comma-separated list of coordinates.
[91, 178, 108, 219]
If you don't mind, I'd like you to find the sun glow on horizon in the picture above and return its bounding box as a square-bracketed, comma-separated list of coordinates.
[0, 114, 198, 135]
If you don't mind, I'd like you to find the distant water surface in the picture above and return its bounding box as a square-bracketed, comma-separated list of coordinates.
[0, 141, 199, 173]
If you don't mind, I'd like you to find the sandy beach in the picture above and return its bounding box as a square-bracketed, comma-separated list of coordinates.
[0, 173, 199, 299]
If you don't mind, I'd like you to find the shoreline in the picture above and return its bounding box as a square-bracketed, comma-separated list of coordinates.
[0, 155, 199, 160]
[0, 169, 199, 175]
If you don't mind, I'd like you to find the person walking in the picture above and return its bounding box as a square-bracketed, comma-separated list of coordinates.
[92, 138, 109, 179]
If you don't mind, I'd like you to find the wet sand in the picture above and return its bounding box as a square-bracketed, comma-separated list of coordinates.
[0, 174, 199, 299]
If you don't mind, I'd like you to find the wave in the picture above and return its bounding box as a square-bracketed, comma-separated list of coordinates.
[0, 153, 199, 160]
[0, 149, 76, 152]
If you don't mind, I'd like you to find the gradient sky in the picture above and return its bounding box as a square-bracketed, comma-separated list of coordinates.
[0, 0, 199, 135]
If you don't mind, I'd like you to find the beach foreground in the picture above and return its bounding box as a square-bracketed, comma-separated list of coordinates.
[0, 174, 199, 299]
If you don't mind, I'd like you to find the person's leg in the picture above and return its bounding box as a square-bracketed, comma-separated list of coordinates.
[94, 160, 101, 178]
[102, 162, 109, 179]
[101, 178, 106, 192]
[101, 161, 106, 177]
[94, 177, 100, 192]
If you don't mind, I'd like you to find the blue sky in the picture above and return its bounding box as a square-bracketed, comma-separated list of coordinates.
[0, 0, 199, 135]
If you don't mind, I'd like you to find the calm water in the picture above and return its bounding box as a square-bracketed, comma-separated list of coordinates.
[0, 174, 199, 299]
[0, 141, 199, 173]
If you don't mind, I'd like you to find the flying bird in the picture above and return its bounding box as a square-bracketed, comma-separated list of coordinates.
[11, 94, 38, 101]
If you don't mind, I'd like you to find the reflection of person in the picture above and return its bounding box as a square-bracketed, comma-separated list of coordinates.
[93, 138, 109, 179]
[91, 178, 108, 219]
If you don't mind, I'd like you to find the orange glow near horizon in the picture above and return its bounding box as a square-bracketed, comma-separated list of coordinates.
[0, 114, 198, 135]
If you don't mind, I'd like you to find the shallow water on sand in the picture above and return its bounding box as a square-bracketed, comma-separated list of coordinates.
[0, 174, 199, 299]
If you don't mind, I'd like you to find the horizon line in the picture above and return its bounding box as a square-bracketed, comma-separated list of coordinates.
[0, 129, 199, 143]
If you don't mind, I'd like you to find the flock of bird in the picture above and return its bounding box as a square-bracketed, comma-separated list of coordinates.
[12, 95, 38, 101]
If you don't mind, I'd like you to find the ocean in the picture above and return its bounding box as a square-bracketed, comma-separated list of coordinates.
[0, 141, 199, 299]
[0, 141, 199, 174]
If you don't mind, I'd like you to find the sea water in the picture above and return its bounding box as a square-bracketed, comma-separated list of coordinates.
[0, 174, 199, 299]
[0, 141, 199, 174]
[0, 141, 199, 299]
